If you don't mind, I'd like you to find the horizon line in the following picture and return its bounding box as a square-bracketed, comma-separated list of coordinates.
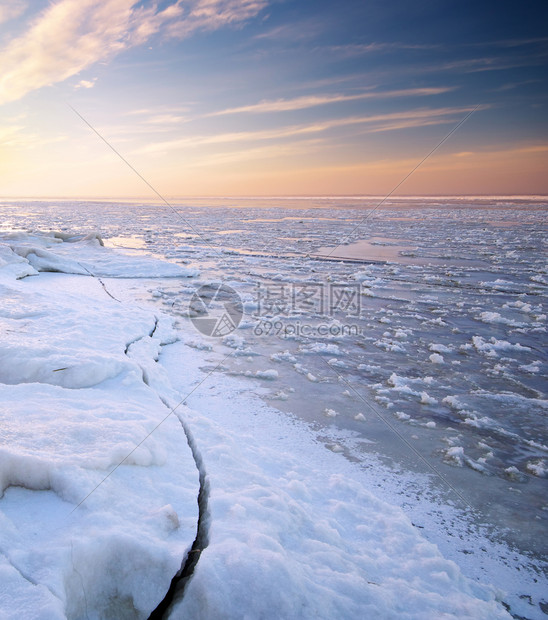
[1, 194, 547, 202]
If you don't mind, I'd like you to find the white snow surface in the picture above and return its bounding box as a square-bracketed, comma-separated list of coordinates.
[0, 235, 199, 619]
[0, 233, 513, 619]
[164, 343, 509, 620]
[2, 231, 198, 279]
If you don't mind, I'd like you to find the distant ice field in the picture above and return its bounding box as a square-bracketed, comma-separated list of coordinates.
[0, 196, 546, 618]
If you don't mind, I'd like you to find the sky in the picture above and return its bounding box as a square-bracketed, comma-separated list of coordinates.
[0, 0, 547, 197]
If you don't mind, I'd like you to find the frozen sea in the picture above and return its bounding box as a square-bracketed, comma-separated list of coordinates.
[0, 196, 546, 619]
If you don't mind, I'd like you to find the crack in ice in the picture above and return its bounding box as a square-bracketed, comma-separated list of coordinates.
[148, 404, 210, 619]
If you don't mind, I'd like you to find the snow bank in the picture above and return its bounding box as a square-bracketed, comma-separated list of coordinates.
[1, 231, 199, 278]
[0, 234, 199, 618]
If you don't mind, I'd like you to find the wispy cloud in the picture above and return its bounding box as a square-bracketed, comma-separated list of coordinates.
[440, 55, 548, 73]
[143, 113, 188, 125]
[0, 0, 178, 105]
[165, 0, 268, 38]
[326, 41, 440, 57]
[190, 139, 325, 167]
[0, 0, 268, 105]
[138, 122, 327, 152]
[468, 37, 548, 48]
[127, 106, 192, 116]
[74, 78, 97, 89]
[137, 105, 483, 154]
[207, 87, 454, 116]
[253, 18, 325, 43]
[492, 79, 541, 92]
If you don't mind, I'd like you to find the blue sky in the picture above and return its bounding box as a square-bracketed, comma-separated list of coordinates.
[0, 0, 547, 196]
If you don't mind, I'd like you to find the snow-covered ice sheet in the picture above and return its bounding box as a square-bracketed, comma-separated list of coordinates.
[2, 230, 198, 279]
[0, 236, 199, 619]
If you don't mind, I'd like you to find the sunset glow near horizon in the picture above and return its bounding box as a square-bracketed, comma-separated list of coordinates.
[1, 0, 547, 198]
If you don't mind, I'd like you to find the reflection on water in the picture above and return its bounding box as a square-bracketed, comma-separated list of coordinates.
[244, 216, 342, 223]
[104, 235, 147, 249]
[315, 236, 414, 262]
[383, 216, 425, 221]
[315, 237, 489, 267]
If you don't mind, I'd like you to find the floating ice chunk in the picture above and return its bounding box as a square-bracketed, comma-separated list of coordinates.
[387, 374, 420, 397]
[424, 317, 447, 326]
[294, 363, 320, 382]
[256, 369, 279, 380]
[375, 339, 405, 353]
[270, 350, 297, 363]
[354, 413, 366, 421]
[504, 466, 522, 481]
[223, 333, 245, 349]
[429, 353, 444, 364]
[443, 445, 488, 473]
[471, 336, 530, 356]
[502, 300, 538, 312]
[429, 343, 452, 353]
[444, 446, 465, 466]
[477, 312, 524, 327]
[358, 363, 382, 372]
[353, 269, 375, 281]
[328, 358, 349, 369]
[461, 413, 498, 430]
[324, 408, 339, 417]
[294, 362, 309, 375]
[243, 369, 279, 381]
[394, 411, 411, 421]
[442, 395, 465, 410]
[420, 391, 437, 405]
[304, 342, 341, 355]
[520, 361, 541, 373]
[526, 460, 546, 477]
